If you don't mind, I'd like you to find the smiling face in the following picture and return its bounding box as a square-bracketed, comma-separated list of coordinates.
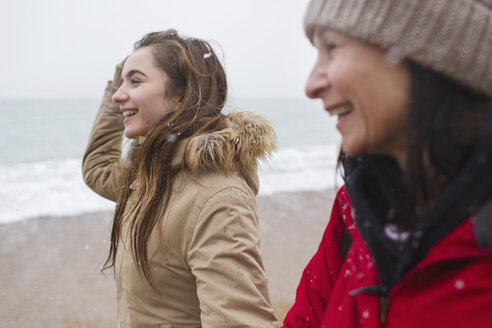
[305, 30, 411, 167]
[112, 47, 179, 139]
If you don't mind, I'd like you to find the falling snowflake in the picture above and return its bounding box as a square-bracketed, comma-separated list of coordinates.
[165, 133, 178, 143]
[454, 279, 466, 290]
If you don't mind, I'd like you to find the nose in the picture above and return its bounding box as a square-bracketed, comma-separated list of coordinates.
[112, 85, 128, 104]
[305, 61, 330, 99]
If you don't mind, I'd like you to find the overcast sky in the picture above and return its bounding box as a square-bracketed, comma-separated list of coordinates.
[0, 0, 317, 100]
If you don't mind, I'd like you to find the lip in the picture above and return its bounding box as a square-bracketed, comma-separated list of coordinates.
[124, 115, 135, 125]
[323, 102, 355, 131]
[336, 110, 353, 130]
[121, 107, 138, 125]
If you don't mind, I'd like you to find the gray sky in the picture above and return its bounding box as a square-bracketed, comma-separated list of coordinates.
[0, 0, 316, 100]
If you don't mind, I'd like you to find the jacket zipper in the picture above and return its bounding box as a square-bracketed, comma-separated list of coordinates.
[379, 296, 389, 325]
[349, 285, 390, 325]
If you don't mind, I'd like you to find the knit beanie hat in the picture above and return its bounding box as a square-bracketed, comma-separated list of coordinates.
[304, 0, 492, 97]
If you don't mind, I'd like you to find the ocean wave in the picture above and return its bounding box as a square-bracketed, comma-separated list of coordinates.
[0, 159, 114, 224]
[0, 144, 341, 224]
[259, 143, 342, 194]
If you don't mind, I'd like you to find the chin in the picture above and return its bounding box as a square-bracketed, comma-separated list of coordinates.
[341, 144, 363, 158]
[124, 129, 138, 139]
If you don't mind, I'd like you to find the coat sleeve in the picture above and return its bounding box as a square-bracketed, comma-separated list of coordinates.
[282, 187, 351, 328]
[187, 187, 280, 328]
[81, 65, 124, 202]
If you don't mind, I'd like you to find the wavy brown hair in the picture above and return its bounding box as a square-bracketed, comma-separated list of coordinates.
[103, 29, 228, 286]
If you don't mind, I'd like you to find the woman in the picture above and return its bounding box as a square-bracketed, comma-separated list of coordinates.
[82, 30, 279, 327]
[283, 0, 492, 327]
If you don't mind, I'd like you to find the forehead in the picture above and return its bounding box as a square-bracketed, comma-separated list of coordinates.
[123, 47, 159, 74]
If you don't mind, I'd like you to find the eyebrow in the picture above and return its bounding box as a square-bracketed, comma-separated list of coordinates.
[126, 69, 148, 78]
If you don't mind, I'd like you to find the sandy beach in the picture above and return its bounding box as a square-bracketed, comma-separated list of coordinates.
[0, 189, 336, 328]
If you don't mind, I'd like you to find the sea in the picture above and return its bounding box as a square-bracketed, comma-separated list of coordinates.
[0, 98, 341, 224]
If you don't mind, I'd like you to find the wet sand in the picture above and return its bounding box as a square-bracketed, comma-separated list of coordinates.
[0, 189, 336, 327]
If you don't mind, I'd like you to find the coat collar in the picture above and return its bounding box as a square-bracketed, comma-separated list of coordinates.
[170, 112, 276, 195]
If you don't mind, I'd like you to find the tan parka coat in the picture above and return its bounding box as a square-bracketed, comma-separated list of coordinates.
[82, 66, 279, 328]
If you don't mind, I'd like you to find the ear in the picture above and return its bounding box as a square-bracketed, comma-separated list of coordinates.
[167, 93, 182, 111]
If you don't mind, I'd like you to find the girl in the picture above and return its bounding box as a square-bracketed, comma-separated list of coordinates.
[283, 0, 492, 327]
[82, 30, 279, 327]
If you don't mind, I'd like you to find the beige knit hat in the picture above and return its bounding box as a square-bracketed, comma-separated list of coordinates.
[304, 0, 492, 97]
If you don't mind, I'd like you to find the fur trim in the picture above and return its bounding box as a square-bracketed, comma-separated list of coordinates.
[185, 112, 276, 173]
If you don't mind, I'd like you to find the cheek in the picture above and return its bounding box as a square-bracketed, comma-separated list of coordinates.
[365, 100, 408, 155]
[330, 59, 369, 99]
[329, 60, 350, 88]
[142, 89, 168, 118]
[377, 75, 410, 130]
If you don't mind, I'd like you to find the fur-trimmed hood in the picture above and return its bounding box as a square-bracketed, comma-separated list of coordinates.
[171, 112, 276, 193]
[187, 111, 276, 172]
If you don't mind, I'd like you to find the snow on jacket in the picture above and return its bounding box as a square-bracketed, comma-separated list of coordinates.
[283, 110, 492, 328]
[82, 65, 279, 328]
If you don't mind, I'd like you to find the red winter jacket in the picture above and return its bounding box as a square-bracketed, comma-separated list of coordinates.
[283, 186, 492, 328]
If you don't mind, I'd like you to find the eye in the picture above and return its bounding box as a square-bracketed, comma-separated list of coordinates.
[326, 42, 338, 53]
[131, 79, 141, 85]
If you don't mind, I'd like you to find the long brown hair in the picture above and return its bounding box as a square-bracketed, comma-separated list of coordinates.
[103, 30, 228, 286]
